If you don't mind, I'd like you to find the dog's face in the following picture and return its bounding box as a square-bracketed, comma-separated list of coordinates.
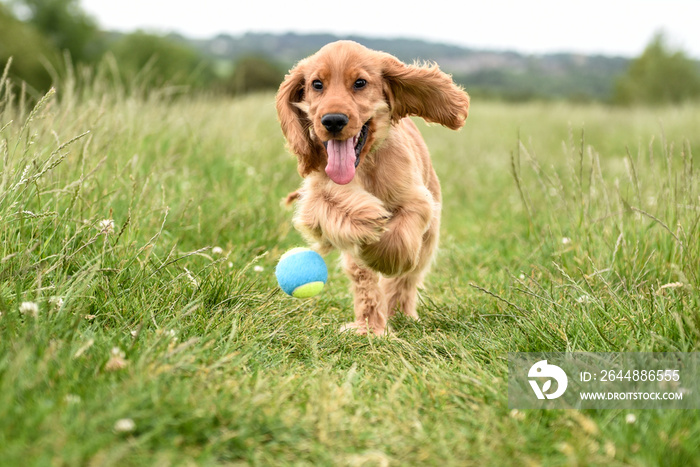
[295, 42, 391, 185]
[277, 41, 391, 185]
[276, 41, 470, 183]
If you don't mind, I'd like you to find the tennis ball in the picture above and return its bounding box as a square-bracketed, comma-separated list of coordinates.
[275, 247, 328, 298]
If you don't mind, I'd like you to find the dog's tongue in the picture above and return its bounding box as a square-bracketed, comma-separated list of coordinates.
[325, 138, 356, 185]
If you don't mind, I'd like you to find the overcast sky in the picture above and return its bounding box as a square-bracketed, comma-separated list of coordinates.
[81, 0, 700, 58]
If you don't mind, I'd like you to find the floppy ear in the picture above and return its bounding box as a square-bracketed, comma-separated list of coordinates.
[381, 54, 470, 130]
[275, 65, 325, 177]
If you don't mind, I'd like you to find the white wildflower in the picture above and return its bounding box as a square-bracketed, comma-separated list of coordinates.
[253, 265, 264, 273]
[625, 413, 637, 424]
[518, 273, 526, 280]
[114, 418, 136, 433]
[98, 219, 115, 234]
[157, 328, 178, 342]
[49, 296, 64, 310]
[19, 301, 39, 318]
[105, 347, 128, 372]
[64, 394, 81, 404]
[228, 262, 234, 269]
[576, 294, 593, 304]
[212, 246, 224, 255]
[562, 237, 572, 245]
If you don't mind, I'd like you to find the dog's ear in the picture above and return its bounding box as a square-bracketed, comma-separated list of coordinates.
[276, 65, 325, 176]
[381, 54, 470, 130]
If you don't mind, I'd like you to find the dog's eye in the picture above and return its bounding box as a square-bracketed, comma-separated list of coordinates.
[354, 79, 367, 90]
[312, 80, 323, 91]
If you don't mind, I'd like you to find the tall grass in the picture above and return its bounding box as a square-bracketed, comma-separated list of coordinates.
[1, 61, 699, 465]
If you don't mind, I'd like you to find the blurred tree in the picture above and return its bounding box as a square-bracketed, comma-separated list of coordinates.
[109, 32, 216, 90]
[614, 32, 700, 105]
[0, 3, 61, 92]
[9, 0, 104, 63]
[228, 55, 284, 95]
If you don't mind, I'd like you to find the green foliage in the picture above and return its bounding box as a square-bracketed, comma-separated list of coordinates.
[10, 0, 103, 63]
[109, 31, 216, 91]
[615, 32, 700, 105]
[1, 1, 220, 94]
[227, 55, 284, 95]
[0, 3, 60, 92]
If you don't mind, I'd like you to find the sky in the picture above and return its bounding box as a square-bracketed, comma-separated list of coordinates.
[81, 0, 700, 58]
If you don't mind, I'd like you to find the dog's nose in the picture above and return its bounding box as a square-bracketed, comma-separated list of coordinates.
[321, 113, 349, 134]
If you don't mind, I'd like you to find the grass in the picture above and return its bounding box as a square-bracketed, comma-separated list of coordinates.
[1, 64, 700, 465]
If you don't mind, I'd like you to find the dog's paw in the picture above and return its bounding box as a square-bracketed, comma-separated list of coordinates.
[339, 321, 390, 336]
[293, 214, 323, 243]
[350, 207, 390, 244]
[357, 226, 421, 277]
[310, 239, 334, 255]
[325, 203, 390, 249]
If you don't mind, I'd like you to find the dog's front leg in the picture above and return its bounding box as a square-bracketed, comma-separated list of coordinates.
[293, 176, 390, 252]
[292, 190, 334, 254]
[357, 186, 436, 277]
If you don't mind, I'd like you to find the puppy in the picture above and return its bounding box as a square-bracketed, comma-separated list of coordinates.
[276, 40, 469, 335]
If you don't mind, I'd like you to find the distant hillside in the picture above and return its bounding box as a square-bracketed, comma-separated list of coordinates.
[184, 32, 630, 101]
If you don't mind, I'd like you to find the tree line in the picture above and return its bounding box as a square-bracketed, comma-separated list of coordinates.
[0, 0, 284, 97]
[1, 0, 699, 104]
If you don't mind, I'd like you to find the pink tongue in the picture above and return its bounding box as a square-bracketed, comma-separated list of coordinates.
[325, 138, 356, 185]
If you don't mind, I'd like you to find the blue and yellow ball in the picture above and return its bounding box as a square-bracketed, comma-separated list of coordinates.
[275, 247, 328, 298]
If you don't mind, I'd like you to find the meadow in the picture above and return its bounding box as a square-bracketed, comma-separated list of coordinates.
[1, 63, 699, 465]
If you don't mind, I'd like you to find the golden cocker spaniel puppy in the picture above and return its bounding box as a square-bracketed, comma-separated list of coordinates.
[276, 40, 470, 335]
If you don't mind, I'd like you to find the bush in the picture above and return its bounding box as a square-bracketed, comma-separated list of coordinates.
[109, 31, 216, 91]
[227, 55, 284, 95]
[0, 3, 61, 93]
[11, 0, 104, 63]
[614, 32, 700, 105]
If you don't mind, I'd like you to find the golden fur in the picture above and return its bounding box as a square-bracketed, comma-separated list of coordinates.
[276, 40, 470, 335]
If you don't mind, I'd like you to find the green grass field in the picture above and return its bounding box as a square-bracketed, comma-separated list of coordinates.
[1, 66, 700, 465]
